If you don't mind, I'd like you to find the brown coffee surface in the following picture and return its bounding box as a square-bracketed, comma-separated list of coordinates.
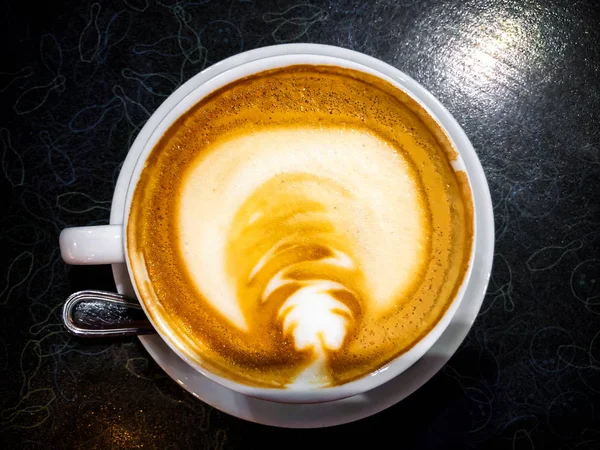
[128, 65, 473, 388]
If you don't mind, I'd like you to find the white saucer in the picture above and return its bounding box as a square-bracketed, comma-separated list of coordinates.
[109, 44, 494, 428]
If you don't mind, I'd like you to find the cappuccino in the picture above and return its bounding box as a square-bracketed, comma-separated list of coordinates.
[127, 65, 473, 388]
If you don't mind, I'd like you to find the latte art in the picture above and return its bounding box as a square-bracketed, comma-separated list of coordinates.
[179, 128, 425, 386]
[128, 66, 473, 388]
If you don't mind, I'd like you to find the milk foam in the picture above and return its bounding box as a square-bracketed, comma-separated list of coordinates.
[128, 65, 474, 388]
[178, 126, 425, 385]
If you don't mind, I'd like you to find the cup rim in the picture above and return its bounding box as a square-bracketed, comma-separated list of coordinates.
[115, 44, 482, 404]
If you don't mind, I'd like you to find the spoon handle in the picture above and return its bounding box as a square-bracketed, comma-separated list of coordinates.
[63, 290, 155, 337]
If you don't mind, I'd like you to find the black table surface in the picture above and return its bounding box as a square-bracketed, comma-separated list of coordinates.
[1, 0, 599, 448]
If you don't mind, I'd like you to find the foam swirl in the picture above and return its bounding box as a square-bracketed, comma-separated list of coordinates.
[179, 127, 426, 386]
[232, 173, 362, 386]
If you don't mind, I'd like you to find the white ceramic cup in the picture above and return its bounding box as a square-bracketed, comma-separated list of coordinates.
[59, 44, 478, 404]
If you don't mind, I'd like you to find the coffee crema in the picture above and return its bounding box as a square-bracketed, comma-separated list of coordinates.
[128, 65, 473, 388]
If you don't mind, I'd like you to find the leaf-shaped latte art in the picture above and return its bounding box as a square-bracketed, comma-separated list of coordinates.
[178, 128, 426, 386]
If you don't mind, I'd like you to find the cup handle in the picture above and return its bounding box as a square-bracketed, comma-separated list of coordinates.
[59, 225, 125, 265]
